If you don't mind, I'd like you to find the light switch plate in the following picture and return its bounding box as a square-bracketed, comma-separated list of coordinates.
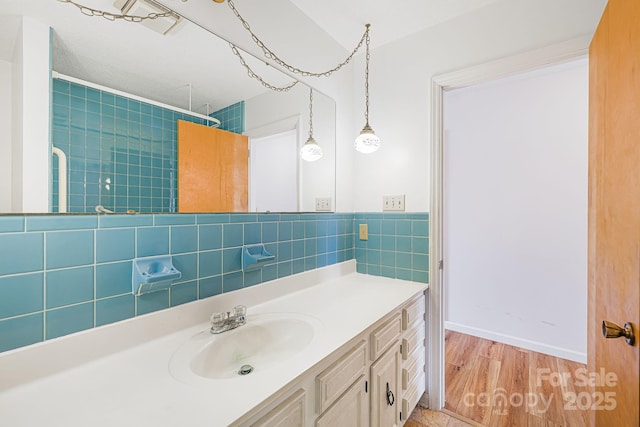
[359, 224, 368, 240]
[315, 197, 332, 212]
[383, 195, 405, 211]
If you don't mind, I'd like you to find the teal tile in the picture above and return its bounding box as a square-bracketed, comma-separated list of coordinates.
[199, 276, 222, 299]
[244, 223, 261, 245]
[412, 270, 429, 283]
[277, 241, 292, 261]
[261, 264, 277, 282]
[304, 256, 317, 271]
[368, 235, 381, 250]
[278, 222, 292, 241]
[222, 248, 242, 273]
[292, 240, 304, 258]
[0, 217, 24, 233]
[171, 226, 197, 254]
[26, 215, 98, 231]
[136, 289, 169, 315]
[316, 253, 328, 268]
[412, 220, 429, 237]
[170, 281, 197, 306]
[96, 294, 134, 326]
[356, 262, 367, 274]
[262, 222, 278, 243]
[396, 252, 412, 270]
[412, 254, 429, 272]
[277, 261, 292, 278]
[304, 221, 317, 238]
[381, 220, 396, 235]
[413, 237, 429, 254]
[96, 228, 135, 262]
[222, 272, 243, 293]
[396, 236, 412, 253]
[258, 214, 280, 222]
[397, 269, 413, 281]
[46, 230, 93, 269]
[229, 214, 257, 223]
[381, 251, 396, 268]
[98, 214, 153, 228]
[327, 251, 338, 265]
[0, 273, 43, 319]
[368, 264, 381, 276]
[244, 270, 262, 287]
[0, 313, 43, 352]
[199, 250, 222, 278]
[292, 222, 304, 239]
[381, 267, 396, 279]
[46, 302, 94, 339]
[396, 220, 412, 236]
[317, 237, 328, 254]
[96, 261, 132, 298]
[172, 253, 197, 282]
[223, 223, 243, 247]
[381, 236, 395, 251]
[137, 227, 169, 257]
[0, 233, 44, 275]
[154, 214, 195, 225]
[292, 258, 305, 274]
[46, 266, 94, 308]
[304, 238, 317, 257]
[198, 225, 222, 250]
[196, 214, 230, 224]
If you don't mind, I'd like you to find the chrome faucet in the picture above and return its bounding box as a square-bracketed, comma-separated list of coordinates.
[210, 305, 247, 334]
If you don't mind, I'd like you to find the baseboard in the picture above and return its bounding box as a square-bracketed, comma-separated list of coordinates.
[445, 321, 587, 363]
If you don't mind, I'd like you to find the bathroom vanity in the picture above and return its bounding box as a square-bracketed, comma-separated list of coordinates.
[0, 261, 427, 426]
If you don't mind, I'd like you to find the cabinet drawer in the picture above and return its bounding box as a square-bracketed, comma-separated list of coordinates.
[251, 389, 305, 427]
[370, 313, 402, 361]
[402, 296, 425, 330]
[315, 340, 367, 413]
[401, 372, 425, 422]
[402, 323, 425, 361]
[402, 349, 425, 390]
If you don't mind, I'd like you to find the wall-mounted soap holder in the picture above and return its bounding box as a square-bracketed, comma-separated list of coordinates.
[242, 244, 275, 271]
[132, 255, 182, 296]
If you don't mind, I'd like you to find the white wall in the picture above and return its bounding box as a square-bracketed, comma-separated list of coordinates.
[245, 83, 336, 212]
[351, 0, 606, 212]
[11, 17, 50, 213]
[443, 59, 588, 361]
[0, 60, 12, 211]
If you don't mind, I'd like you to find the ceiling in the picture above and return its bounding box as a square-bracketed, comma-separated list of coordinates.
[289, 0, 503, 49]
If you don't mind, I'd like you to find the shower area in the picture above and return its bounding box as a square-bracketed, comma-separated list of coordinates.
[51, 76, 242, 213]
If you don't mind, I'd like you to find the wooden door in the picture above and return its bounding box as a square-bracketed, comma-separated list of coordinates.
[588, 1, 639, 425]
[177, 120, 248, 212]
[370, 344, 400, 427]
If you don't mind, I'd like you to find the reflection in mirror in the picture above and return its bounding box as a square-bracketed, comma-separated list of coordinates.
[0, 0, 335, 214]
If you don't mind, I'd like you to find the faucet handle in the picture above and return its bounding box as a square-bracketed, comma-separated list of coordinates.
[233, 305, 247, 317]
[210, 312, 228, 327]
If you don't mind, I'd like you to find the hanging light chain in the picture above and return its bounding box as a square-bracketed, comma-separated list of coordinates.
[364, 24, 371, 124]
[226, 0, 369, 78]
[309, 88, 314, 138]
[230, 44, 299, 92]
[56, 0, 175, 22]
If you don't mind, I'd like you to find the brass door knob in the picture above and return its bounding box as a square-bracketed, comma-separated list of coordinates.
[602, 320, 635, 346]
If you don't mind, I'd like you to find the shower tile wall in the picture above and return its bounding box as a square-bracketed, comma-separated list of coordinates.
[51, 79, 244, 213]
[212, 101, 245, 134]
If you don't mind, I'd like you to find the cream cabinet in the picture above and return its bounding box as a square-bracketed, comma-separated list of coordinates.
[233, 292, 427, 427]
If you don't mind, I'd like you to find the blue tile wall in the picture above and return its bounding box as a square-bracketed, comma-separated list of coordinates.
[354, 213, 429, 283]
[51, 78, 217, 214]
[0, 212, 355, 353]
[212, 101, 245, 133]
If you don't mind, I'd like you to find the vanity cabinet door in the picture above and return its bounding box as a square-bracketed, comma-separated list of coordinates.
[315, 375, 368, 427]
[370, 342, 400, 427]
[250, 389, 305, 427]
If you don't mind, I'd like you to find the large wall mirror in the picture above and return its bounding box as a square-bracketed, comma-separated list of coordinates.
[0, 0, 335, 214]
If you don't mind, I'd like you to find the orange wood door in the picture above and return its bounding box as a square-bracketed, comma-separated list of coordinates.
[588, 1, 639, 425]
[177, 120, 248, 212]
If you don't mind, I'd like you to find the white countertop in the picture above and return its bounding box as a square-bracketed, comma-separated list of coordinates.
[0, 261, 427, 426]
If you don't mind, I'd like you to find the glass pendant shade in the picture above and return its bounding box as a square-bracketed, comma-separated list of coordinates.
[354, 123, 381, 154]
[300, 136, 323, 162]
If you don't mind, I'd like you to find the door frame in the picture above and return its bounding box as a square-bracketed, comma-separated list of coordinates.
[427, 36, 590, 410]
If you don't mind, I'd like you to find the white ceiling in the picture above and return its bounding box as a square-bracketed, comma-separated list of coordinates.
[289, 0, 503, 49]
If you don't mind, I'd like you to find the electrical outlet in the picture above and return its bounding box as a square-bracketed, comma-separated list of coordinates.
[383, 195, 405, 211]
[315, 197, 332, 212]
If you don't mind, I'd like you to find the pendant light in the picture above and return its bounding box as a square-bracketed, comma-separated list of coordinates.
[300, 88, 323, 162]
[355, 24, 381, 154]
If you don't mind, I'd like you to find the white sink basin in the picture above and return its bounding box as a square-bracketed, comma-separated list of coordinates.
[169, 312, 322, 382]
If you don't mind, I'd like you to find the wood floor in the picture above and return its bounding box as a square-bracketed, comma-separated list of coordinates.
[406, 330, 588, 427]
